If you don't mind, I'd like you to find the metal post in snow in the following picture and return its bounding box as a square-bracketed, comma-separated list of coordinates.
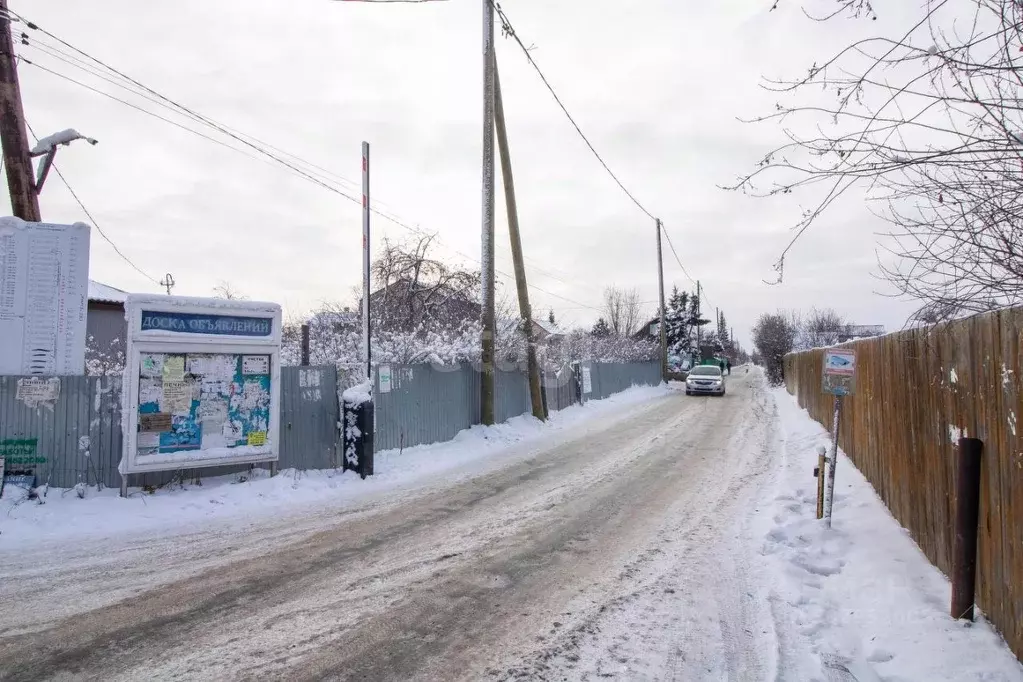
[362, 141, 372, 382]
[823, 394, 841, 528]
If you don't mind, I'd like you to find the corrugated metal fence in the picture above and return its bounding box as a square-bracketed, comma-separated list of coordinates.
[783, 309, 1023, 663]
[1, 361, 660, 489]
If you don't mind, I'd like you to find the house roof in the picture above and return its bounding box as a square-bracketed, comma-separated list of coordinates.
[534, 318, 566, 337]
[88, 280, 129, 304]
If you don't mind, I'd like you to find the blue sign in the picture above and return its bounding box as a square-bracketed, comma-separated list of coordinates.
[141, 311, 272, 337]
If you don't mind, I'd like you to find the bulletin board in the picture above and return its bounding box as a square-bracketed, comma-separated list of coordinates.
[136, 352, 271, 457]
[119, 295, 282, 475]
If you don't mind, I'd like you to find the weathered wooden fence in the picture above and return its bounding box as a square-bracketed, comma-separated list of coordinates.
[784, 308, 1023, 661]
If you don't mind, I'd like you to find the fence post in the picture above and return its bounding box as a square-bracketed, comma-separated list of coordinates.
[300, 324, 310, 366]
[823, 394, 841, 529]
[952, 437, 983, 620]
[815, 444, 826, 519]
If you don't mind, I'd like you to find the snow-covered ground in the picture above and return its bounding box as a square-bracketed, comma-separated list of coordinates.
[764, 387, 1023, 681]
[1, 373, 1021, 681]
[0, 384, 670, 548]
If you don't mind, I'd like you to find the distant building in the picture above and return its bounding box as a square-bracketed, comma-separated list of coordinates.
[632, 318, 660, 341]
[498, 317, 566, 343]
[838, 324, 885, 343]
[87, 280, 128, 351]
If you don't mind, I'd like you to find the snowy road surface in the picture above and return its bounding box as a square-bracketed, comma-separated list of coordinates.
[0, 371, 1020, 681]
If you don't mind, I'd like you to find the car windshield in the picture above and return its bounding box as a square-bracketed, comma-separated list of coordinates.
[689, 366, 722, 377]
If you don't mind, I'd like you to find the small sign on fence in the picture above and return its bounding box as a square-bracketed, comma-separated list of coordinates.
[378, 365, 392, 394]
[582, 366, 593, 395]
[15, 377, 60, 407]
[822, 348, 856, 396]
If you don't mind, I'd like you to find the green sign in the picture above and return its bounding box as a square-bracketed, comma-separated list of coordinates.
[0, 439, 37, 457]
[0, 439, 44, 466]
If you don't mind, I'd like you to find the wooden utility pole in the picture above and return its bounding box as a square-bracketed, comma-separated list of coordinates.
[656, 219, 667, 380]
[493, 56, 544, 420]
[480, 0, 496, 425]
[0, 0, 40, 222]
[696, 280, 702, 353]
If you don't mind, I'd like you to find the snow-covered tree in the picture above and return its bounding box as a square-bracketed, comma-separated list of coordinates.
[591, 317, 611, 338]
[752, 312, 798, 385]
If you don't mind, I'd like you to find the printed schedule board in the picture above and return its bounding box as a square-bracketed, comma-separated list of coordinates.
[0, 218, 90, 375]
[120, 295, 282, 475]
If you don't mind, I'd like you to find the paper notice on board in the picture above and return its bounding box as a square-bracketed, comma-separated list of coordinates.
[162, 355, 185, 383]
[247, 431, 267, 447]
[242, 355, 269, 375]
[139, 412, 172, 432]
[197, 399, 227, 423]
[140, 354, 163, 378]
[161, 380, 192, 415]
[223, 420, 243, 443]
[201, 430, 226, 449]
[137, 432, 160, 449]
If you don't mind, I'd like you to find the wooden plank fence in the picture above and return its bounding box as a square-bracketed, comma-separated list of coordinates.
[784, 308, 1023, 662]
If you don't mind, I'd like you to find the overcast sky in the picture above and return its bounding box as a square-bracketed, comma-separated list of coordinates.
[11, 0, 920, 349]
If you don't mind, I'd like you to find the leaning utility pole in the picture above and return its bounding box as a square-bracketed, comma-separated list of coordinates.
[656, 219, 667, 380]
[494, 55, 544, 420]
[0, 0, 40, 222]
[480, 0, 496, 425]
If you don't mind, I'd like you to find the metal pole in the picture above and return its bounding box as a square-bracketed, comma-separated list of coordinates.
[951, 437, 983, 620]
[493, 55, 544, 421]
[480, 0, 496, 425]
[300, 323, 310, 366]
[823, 394, 841, 528]
[655, 219, 667, 380]
[362, 141, 372, 382]
[816, 444, 826, 519]
[0, 0, 40, 222]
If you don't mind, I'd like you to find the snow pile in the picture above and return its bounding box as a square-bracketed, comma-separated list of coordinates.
[0, 384, 671, 548]
[341, 379, 371, 405]
[30, 128, 84, 155]
[761, 387, 1023, 680]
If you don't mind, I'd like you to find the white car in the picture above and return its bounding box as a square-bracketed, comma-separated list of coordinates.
[685, 365, 726, 396]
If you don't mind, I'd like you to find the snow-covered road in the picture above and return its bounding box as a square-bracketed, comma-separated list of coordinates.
[0, 372, 779, 680]
[1, 371, 1020, 681]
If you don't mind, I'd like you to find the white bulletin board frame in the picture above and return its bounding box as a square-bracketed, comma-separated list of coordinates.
[119, 295, 283, 475]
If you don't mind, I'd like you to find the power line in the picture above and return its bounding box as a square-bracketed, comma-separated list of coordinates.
[491, 2, 718, 317]
[25, 121, 160, 285]
[492, 1, 656, 222]
[14, 8, 611, 313]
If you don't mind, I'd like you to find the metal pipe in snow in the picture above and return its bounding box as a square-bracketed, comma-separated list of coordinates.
[362, 141, 372, 382]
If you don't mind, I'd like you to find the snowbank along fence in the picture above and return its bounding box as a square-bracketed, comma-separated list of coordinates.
[0, 361, 660, 490]
[783, 309, 1023, 662]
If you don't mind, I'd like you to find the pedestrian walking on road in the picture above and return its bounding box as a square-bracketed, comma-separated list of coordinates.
[719, 360, 726, 375]
[726, 359, 731, 375]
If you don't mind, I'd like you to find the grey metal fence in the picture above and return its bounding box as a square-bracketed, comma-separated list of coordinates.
[587, 362, 662, 400]
[0, 366, 340, 489]
[0, 361, 660, 489]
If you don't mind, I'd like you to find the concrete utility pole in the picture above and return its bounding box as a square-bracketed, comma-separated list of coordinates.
[0, 0, 40, 222]
[656, 219, 667, 380]
[480, 0, 496, 425]
[493, 55, 544, 420]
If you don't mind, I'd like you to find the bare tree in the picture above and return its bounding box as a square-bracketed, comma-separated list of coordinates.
[602, 286, 644, 337]
[212, 281, 247, 300]
[732, 0, 1023, 321]
[752, 311, 799, 385]
[799, 307, 847, 350]
[372, 235, 480, 332]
